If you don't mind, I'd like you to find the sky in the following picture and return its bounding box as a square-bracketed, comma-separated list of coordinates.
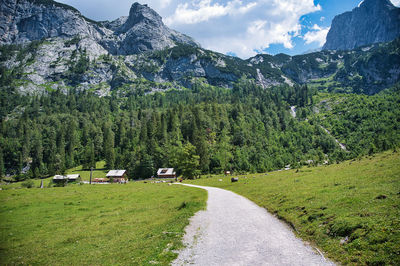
[57, 0, 400, 59]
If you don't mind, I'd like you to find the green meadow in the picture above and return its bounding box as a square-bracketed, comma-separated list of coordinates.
[0, 183, 206, 265]
[0, 161, 109, 190]
[188, 151, 400, 265]
[65, 161, 108, 181]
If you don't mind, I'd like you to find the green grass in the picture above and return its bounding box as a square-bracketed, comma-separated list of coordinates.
[187, 151, 400, 265]
[0, 183, 206, 265]
[65, 161, 108, 181]
[0, 161, 108, 190]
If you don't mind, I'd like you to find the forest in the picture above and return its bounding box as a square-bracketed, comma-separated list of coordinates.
[1, 75, 399, 180]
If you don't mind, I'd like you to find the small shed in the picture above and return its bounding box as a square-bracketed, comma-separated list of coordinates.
[53, 175, 66, 184]
[157, 168, 176, 179]
[106, 170, 127, 183]
[66, 174, 80, 182]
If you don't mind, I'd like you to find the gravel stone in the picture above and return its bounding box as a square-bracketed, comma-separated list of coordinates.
[173, 184, 335, 266]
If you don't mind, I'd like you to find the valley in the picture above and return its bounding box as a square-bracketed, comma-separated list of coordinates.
[0, 0, 400, 265]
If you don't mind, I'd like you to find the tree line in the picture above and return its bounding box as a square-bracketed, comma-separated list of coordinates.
[1, 77, 398, 180]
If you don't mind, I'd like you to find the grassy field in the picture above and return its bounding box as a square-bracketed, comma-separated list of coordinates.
[0, 161, 109, 190]
[0, 183, 207, 265]
[65, 161, 108, 181]
[187, 151, 400, 265]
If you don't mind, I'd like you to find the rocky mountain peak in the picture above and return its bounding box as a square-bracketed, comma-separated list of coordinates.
[323, 0, 400, 50]
[358, 0, 394, 9]
[108, 2, 198, 55]
[117, 2, 163, 34]
[0, 0, 198, 55]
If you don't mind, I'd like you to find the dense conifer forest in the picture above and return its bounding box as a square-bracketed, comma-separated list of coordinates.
[1, 75, 399, 180]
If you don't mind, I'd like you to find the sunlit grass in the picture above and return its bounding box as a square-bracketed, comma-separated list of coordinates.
[65, 161, 108, 181]
[0, 183, 206, 265]
[188, 150, 400, 265]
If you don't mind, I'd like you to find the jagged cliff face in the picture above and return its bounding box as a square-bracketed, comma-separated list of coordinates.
[104, 3, 198, 55]
[0, 0, 399, 96]
[0, 0, 197, 55]
[0, 0, 105, 44]
[323, 0, 400, 50]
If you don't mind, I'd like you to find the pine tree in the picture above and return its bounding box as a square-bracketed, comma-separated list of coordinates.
[31, 128, 43, 176]
[104, 123, 115, 169]
[65, 118, 78, 168]
[179, 142, 200, 179]
[56, 131, 66, 174]
[0, 148, 4, 178]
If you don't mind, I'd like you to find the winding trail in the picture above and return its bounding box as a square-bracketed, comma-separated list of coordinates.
[173, 184, 334, 266]
[320, 126, 348, 152]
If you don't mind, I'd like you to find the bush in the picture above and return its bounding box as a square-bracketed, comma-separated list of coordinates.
[328, 218, 362, 237]
[21, 179, 34, 188]
[53, 180, 67, 187]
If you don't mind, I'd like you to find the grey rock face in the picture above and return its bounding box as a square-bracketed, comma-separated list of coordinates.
[108, 3, 198, 55]
[0, 0, 198, 55]
[0, 0, 104, 44]
[0, 0, 398, 96]
[323, 0, 400, 50]
[100, 16, 128, 32]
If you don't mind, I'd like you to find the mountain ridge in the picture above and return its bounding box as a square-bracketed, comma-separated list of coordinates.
[0, 0, 399, 96]
[0, 0, 198, 55]
[323, 0, 400, 50]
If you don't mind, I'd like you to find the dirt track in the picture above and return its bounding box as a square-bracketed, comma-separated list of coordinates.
[173, 184, 334, 266]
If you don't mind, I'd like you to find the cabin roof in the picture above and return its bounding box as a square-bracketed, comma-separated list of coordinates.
[106, 170, 126, 177]
[157, 168, 175, 175]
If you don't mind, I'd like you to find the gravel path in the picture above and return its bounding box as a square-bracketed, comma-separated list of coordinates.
[173, 184, 335, 266]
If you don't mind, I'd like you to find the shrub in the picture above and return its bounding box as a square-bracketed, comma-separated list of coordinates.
[328, 218, 362, 237]
[21, 179, 34, 188]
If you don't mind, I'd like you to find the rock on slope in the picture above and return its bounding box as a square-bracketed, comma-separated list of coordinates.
[0, 0, 198, 55]
[323, 0, 400, 50]
[106, 3, 198, 55]
[0, 0, 399, 96]
[0, 0, 105, 44]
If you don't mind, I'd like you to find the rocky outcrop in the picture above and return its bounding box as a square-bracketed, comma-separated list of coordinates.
[0, 0, 198, 55]
[107, 3, 198, 55]
[323, 0, 400, 50]
[0, 0, 398, 96]
[0, 0, 105, 44]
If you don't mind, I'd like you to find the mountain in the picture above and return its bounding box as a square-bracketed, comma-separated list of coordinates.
[0, 0, 104, 44]
[0, 0, 399, 96]
[105, 3, 198, 55]
[1, 1, 399, 197]
[0, 0, 197, 55]
[323, 0, 400, 50]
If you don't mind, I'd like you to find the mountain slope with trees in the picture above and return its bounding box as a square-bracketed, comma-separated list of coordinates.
[0, 0, 400, 180]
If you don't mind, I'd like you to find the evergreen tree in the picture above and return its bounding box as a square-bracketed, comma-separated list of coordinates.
[31, 128, 43, 176]
[136, 153, 154, 179]
[104, 123, 115, 169]
[0, 148, 4, 177]
[179, 142, 200, 179]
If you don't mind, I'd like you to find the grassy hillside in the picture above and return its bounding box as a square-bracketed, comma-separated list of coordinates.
[0, 183, 206, 265]
[0, 161, 108, 190]
[65, 161, 108, 181]
[187, 151, 400, 265]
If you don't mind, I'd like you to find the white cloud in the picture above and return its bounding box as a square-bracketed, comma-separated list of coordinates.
[303, 24, 330, 47]
[58, 0, 325, 58]
[165, 0, 257, 25]
[165, 0, 322, 58]
[390, 0, 400, 6]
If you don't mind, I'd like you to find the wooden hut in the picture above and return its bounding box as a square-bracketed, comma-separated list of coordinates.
[106, 170, 127, 183]
[157, 168, 176, 179]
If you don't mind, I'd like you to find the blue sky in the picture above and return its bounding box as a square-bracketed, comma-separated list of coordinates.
[57, 0, 400, 58]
